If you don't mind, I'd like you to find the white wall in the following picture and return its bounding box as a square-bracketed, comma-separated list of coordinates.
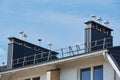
[60, 67, 77, 80]
[60, 55, 105, 80]
[116, 72, 120, 80]
[60, 55, 120, 80]
[16, 73, 46, 80]
[9, 68, 47, 80]
[20, 73, 46, 80]
[104, 62, 114, 80]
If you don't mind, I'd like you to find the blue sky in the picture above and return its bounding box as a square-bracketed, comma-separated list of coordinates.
[0, 0, 120, 66]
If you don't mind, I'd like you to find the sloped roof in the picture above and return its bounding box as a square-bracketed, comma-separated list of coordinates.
[8, 37, 58, 55]
[104, 46, 120, 78]
[108, 46, 120, 71]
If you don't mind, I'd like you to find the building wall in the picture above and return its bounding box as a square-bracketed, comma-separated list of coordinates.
[47, 69, 60, 80]
[4, 55, 119, 80]
[7, 64, 57, 80]
[116, 72, 120, 80]
[60, 55, 118, 80]
[60, 67, 77, 80]
[9, 68, 47, 80]
[104, 62, 114, 80]
[6, 64, 59, 80]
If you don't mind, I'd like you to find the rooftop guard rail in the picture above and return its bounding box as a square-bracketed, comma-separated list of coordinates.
[6, 37, 113, 69]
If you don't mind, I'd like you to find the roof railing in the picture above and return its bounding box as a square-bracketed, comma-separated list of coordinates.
[5, 37, 113, 70]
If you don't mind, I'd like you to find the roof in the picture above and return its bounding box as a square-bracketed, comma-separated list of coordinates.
[8, 37, 58, 54]
[104, 46, 120, 78]
[107, 46, 120, 71]
[85, 20, 113, 31]
[1, 45, 120, 78]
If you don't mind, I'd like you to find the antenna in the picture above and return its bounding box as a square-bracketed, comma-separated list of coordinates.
[91, 14, 96, 20]
[2, 62, 5, 66]
[23, 33, 27, 40]
[38, 39, 42, 46]
[47, 43, 52, 61]
[19, 31, 27, 40]
[48, 43, 52, 50]
[104, 21, 109, 26]
[97, 17, 102, 23]
[19, 31, 24, 39]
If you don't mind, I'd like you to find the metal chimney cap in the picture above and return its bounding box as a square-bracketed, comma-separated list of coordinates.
[97, 17, 102, 23]
[91, 14, 96, 18]
[38, 39, 42, 41]
[23, 34, 27, 37]
[19, 31, 24, 34]
[91, 14, 96, 20]
[104, 21, 109, 24]
[97, 17, 102, 21]
[48, 43, 52, 46]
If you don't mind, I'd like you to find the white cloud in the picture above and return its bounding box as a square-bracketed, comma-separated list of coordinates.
[0, 48, 5, 55]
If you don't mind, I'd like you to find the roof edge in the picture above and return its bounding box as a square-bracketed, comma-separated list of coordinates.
[0, 50, 106, 75]
[84, 20, 113, 31]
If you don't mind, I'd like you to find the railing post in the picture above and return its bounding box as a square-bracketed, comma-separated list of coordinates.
[11, 59, 13, 69]
[85, 43, 87, 52]
[41, 53, 43, 59]
[69, 46, 74, 55]
[61, 48, 64, 58]
[17, 58, 19, 64]
[103, 38, 106, 49]
[76, 45, 80, 54]
[47, 43, 52, 61]
[33, 54, 37, 64]
[23, 57, 26, 67]
[47, 50, 51, 61]
[95, 40, 97, 47]
[88, 41, 91, 52]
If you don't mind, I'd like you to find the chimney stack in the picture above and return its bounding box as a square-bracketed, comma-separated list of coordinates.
[84, 18, 113, 52]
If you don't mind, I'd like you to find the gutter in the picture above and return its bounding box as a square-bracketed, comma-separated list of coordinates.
[103, 51, 120, 78]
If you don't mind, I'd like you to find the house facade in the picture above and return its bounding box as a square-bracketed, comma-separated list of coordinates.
[0, 19, 120, 80]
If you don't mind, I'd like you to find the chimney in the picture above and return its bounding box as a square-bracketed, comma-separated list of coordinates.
[7, 37, 58, 69]
[84, 20, 113, 52]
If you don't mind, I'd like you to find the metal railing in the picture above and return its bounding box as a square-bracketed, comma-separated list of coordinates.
[7, 37, 113, 69]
